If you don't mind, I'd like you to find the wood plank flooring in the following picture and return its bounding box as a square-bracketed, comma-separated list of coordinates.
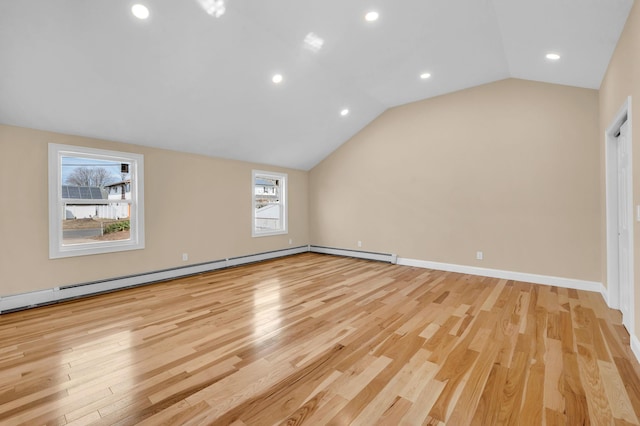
[1, 253, 640, 425]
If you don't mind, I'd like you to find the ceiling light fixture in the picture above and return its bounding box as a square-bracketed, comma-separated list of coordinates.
[420, 72, 432, 80]
[340, 108, 350, 117]
[272, 74, 283, 84]
[546, 53, 561, 61]
[131, 4, 150, 19]
[195, 0, 226, 18]
[304, 32, 325, 52]
[365, 11, 379, 22]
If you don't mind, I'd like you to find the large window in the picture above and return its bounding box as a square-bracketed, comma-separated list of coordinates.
[48, 144, 145, 258]
[252, 170, 287, 237]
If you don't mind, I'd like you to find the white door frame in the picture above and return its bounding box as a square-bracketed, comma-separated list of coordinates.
[605, 96, 634, 333]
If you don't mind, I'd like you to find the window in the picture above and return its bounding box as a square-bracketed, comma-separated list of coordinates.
[252, 170, 287, 237]
[48, 144, 144, 258]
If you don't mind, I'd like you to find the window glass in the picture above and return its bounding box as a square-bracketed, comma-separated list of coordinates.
[252, 170, 287, 236]
[48, 144, 144, 258]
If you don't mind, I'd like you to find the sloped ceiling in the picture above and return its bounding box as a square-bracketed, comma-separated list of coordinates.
[0, 0, 633, 170]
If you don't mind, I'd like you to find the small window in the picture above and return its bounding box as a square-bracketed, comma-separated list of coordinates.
[48, 144, 145, 258]
[252, 170, 287, 237]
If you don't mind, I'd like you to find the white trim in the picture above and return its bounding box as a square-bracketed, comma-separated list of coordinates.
[396, 257, 606, 296]
[310, 246, 397, 264]
[252, 169, 288, 237]
[48, 144, 145, 258]
[600, 287, 609, 307]
[632, 334, 640, 363]
[604, 97, 634, 334]
[0, 246, 307, 314]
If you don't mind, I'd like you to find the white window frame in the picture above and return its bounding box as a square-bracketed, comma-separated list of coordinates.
[252, 170, 288, 237]
[48, 143, 145, 258]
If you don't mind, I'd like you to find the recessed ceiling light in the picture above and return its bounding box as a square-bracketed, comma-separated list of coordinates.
[546, 53, 561, 61]
[196, 0, 226, 18]
[131, 4, 150, 20]
[420, 72, 432, 80]
[365, 11, 379, 22]
[304, 32, 325, 52]
[272, 74, 283, 84]
[340, 108, 350, 117]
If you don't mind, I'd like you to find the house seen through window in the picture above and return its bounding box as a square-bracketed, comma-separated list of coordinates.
[252, 170, 287, 236]
[48, 144, 144, 258]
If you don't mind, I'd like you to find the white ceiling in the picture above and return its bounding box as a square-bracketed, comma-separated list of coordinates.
[0, 0, 633, 170]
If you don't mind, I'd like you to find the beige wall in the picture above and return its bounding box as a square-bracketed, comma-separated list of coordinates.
[0, 125, 309, 295]
[599, 2, 640, 332]
[0, 66, 612, 296]
[310, 78, 600, 281]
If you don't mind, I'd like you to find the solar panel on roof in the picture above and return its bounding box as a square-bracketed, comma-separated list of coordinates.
[61, 185, 106, 199]
[68, 186, 81, 198]
[90, 187, 103, 199]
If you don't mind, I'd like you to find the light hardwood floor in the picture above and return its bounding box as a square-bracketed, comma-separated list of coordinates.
[1, 253, 640, 425]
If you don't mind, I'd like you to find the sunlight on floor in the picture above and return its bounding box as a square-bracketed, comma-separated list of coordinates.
[252, 279, 282, 340]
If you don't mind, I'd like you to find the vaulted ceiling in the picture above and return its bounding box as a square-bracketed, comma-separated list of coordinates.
[0, 0, 633, 170]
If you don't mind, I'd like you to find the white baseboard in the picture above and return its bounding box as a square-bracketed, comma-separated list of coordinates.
[310, 245, 397, 264]
[0, 245, 308, 314]
[396, 257, 606, 297]
[632, 335, 640, 364]
[601, 287, 610, 306]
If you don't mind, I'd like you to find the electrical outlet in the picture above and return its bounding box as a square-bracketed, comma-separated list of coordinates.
[289, 238, 293, 245]
[476, 251, 483, 260]
[182, 253, 188, 261]
[357, 241, 362, 248]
